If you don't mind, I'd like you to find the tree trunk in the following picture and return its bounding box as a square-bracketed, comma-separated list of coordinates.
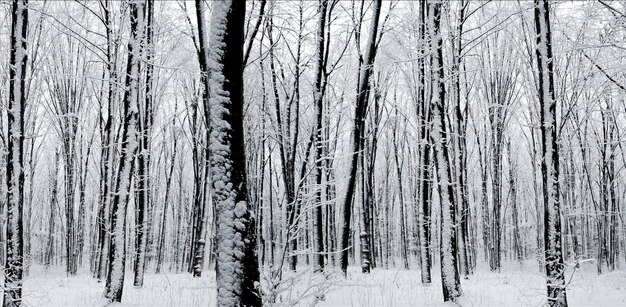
[534, 0, 568, 305]
[208, 1, 261, 306]
[313, 0, 328, 273]
[104, 0, 144, 302]
[416, 0, 433, 284]
[134, 0, 155, 286]
[339, 0, 382, 276]
[4, 0, 28, 305]
[428, 0, 462, 302]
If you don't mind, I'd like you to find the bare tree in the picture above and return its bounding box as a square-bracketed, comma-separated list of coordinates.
[104, 0, 145, 302]
[339, 0, 382, 276]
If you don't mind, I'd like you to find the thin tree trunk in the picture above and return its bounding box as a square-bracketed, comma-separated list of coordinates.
[339, 0, 382, 276]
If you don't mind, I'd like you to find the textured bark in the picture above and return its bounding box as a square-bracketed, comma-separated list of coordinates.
[4, 1, 28, 304]
[134, 0, 155, 287]
[96, 0, 119, 280]
[313, 0, 328, 273]
[104, 0, 144, 302]
[534, 0, 568, 305]
[428, 0, 462, 302]
[208, 1, 261, 306]
[190, 0, 211, 277]
[416, 0, 432, 284]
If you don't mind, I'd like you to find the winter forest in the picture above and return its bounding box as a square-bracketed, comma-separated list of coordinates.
[1, 0, 626, 306]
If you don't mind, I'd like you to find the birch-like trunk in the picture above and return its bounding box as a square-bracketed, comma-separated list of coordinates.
[4, 0, 28, 305]
[134, 0, 155, 287]
[428, 0, 462, 302]
[104, 0, 144, 302]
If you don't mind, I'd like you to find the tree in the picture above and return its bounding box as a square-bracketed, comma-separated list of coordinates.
[427, 0, 462, 302]
[104, 0, 145, 302]
[534, 0, 568, 305]
[416, 0, 433, 284]
[313, 0, 329, 274]
[134, 0, 155, 287]
[4, 0, 28, 305]
[339, 0, 382, 276]
[208, 1, 261, 306]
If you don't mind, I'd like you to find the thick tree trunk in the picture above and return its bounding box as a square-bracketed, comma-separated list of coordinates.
[134, 0, 155, 287]
[313, 0, 328, 273]
[534, 0, 568, 305]
[4, 1, 28, 304]
[208, 1, 261, 306]
[97, 0, 119, 281]
[428, 0, 462, 302]
[104, 0, 144, 302]
[416, 0, 433, 284]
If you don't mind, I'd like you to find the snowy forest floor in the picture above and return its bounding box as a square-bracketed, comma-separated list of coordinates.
[5, 261, 626, 306]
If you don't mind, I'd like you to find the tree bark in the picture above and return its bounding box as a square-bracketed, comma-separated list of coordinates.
[104, 0, 144, 302]
[313, 0, 328, 273]
[134, 0, 155, 286]
[208, 1, 261, 306]
[534, 0, 568, 305]
[4, 1, 28, 304]
[428, 0, 462, 302]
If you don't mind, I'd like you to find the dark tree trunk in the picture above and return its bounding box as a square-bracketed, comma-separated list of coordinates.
[134, 0, 155, 286]
[339, 0, 382, 276]
[428, 0, 462, 302]
[534, 0, 568, 305]
[4, 1, 28, 304]
[416, 0, 433, 284]
[208, 1, 261, 306]
[313, 0, 328, 273]
[104, 0, 144, 302]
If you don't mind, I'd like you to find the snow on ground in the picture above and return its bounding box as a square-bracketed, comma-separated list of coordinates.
[7, 261, 626, 306]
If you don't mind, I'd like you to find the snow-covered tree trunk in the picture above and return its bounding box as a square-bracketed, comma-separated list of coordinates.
[534, 0, 568, 305]
[134, 0, 155, 287]
[313, 0, 328, 274]
[427, 0, 462, 302]
[450, 0, 470, 278]
[416, 0, 433, 284]
[96, 0, 120, 280]
[4, 1, 28, 305]
[190, 0, 211, 278]
[339, 0, 382, 276]
[104, 0, 144, 302]
[208, 1, 261, 306]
